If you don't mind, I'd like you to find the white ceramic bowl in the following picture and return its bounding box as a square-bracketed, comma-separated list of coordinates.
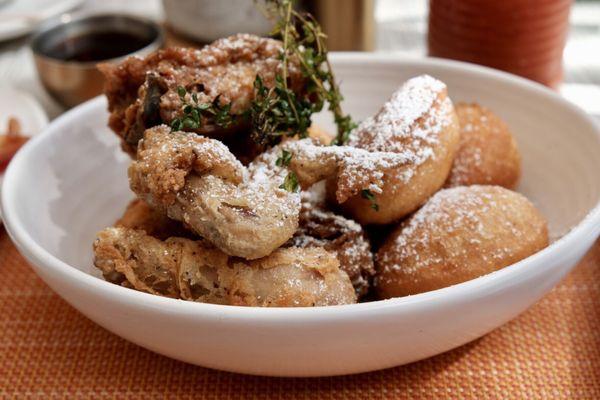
[2, 55, 600, 377]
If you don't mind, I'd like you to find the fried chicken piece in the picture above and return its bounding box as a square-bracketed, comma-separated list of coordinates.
[100, 34, 303, 155]
[127, 119, 418, 262]
[113, 195, 373, 297]
[129, 125, 300, 260]
[286, 193, 375, 298]
[100, 198, 197, 285]
[108, 198, 200, 284]
[93, 227, 356, 307]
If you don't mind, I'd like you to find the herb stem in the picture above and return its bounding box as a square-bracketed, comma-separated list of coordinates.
[280, 1, 301, 125]
[291, 8, 352, 145]
[251, 0, 355, 145]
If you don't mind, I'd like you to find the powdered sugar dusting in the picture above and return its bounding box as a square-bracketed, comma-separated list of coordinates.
[448, 145, 483, 185]
[248, 143, 291, 185]
[263, 75, 455, 202]
[446, 103, 519, 187]
[377, 185, 547, 287]
[349, 75, 453, 186]
[288, 139, 408, 193]
[349, 75, 449, 149]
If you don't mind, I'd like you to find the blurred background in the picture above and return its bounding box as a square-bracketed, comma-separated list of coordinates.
[0, 0, 598, 118]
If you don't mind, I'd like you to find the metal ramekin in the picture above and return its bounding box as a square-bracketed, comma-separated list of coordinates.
[30, 13, 163, 108]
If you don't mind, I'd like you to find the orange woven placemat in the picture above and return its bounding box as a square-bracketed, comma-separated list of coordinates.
[0, 229, 598, 399]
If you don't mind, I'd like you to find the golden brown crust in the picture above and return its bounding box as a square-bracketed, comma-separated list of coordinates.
[93, 227, 356, 307]
[115, 198, 195, 240]
[375, 185, 549, 298]
[287, 196, 375, 298]
[100, 34, 304, 155]
[130, 125, 244, 206]
[445, 103, 521, 189]
[333, 75, 460, 224]
[113, 194, 372, 299]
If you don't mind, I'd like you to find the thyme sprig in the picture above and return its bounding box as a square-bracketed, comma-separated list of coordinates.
[170, 86, 233, 131]
[275, 149, 293, 167]
[250, 75, 314, 145]
[275, 149, 299, 192]
[252, 0, 356, 146]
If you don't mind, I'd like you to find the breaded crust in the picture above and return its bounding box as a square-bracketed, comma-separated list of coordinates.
[376, 185, 548, 298]
[100, 34, 303, 155]
[115, 198, 194, 240]
[93, 227, 356, 307]
[129, 125, 300, 260]
[287, 200, 375, 298]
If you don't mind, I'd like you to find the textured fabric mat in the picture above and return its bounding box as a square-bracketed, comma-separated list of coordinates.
[0, 229, 598, 399]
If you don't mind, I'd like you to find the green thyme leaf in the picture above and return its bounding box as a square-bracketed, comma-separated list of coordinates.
[251, 0, 355, 146]
[279, 171, 299, 192]
[183, 117, 199, 130]
[276, 149, 293, 167]
[170, 118, 182, 131]
[190, 108, 200, 121]
[215, 102, 233, 128]
[170, 87, 233, 131]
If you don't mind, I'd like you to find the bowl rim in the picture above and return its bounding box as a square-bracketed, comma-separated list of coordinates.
[2, 53, 600, 319]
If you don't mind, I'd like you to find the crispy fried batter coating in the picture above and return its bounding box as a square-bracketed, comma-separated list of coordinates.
[287, 200, 375, 299]
[129, 125, 300, 259]
[115, 198, 194, 240]
[446, 103, 521, 188]
[376, 185, 549, 298]
[93, 227, 356, 306]
[104, 199, 195, 285]
[100, 34, 303, 155]
[115, 192, 373, 298]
